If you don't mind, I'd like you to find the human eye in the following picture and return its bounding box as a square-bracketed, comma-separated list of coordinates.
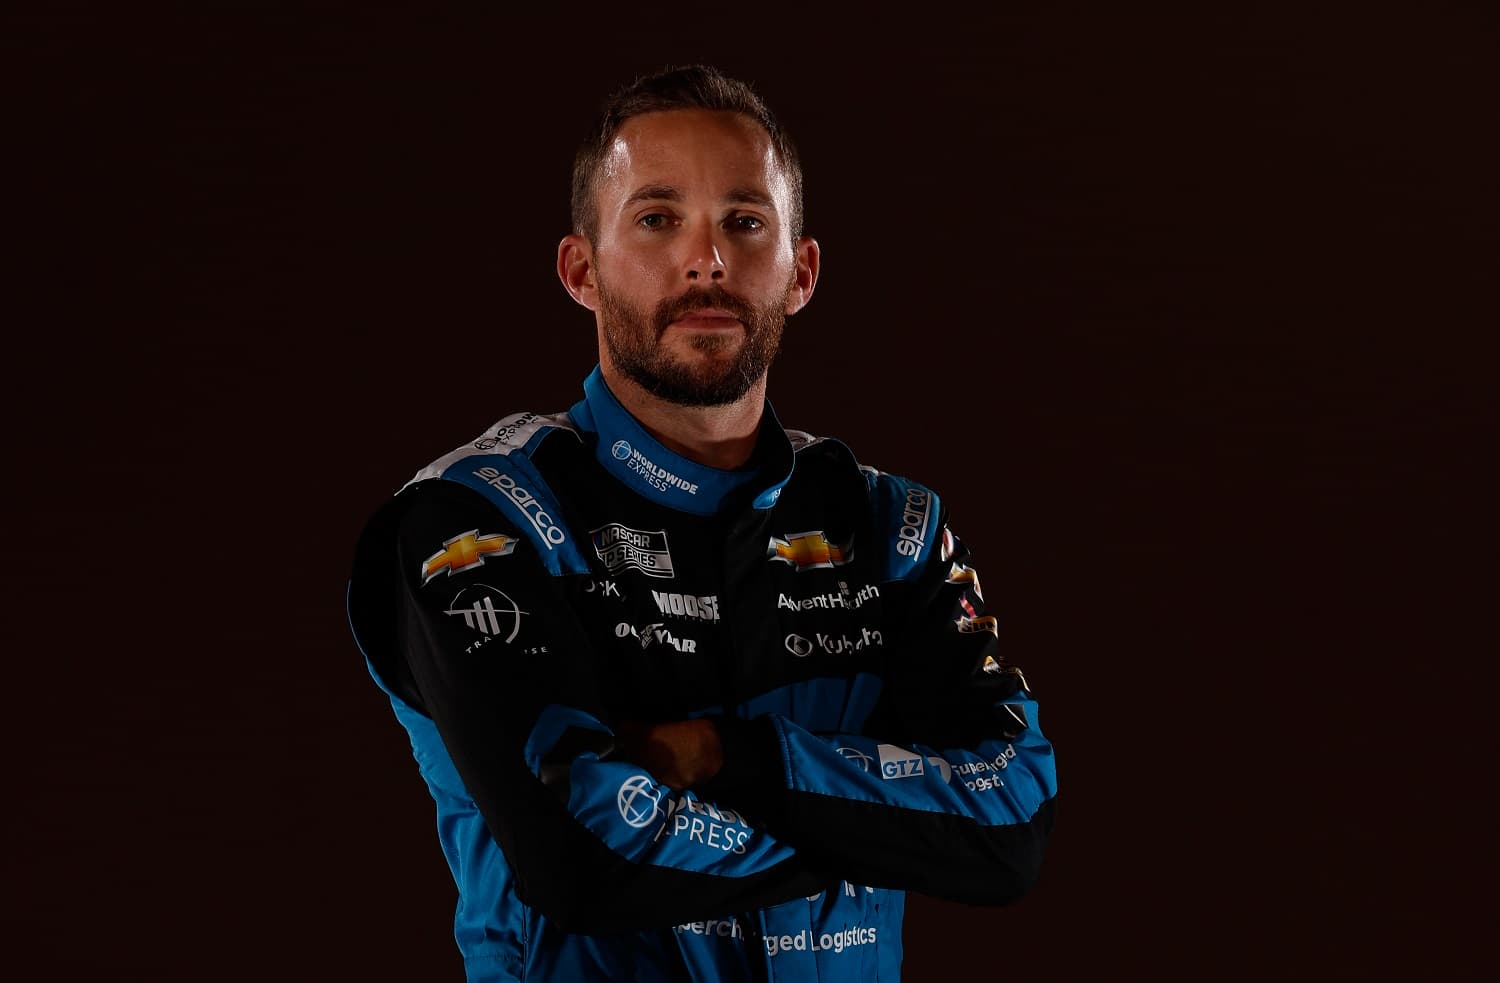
[637, 212, 671, 231]
[727, 214, 766, 233]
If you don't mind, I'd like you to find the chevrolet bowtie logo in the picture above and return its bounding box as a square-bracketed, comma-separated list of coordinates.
[767, 531, 853, 571]
[421, 530, 517, 584]
[945, 563, 984, 602]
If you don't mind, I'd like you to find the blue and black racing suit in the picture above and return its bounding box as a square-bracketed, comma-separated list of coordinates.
[346, 366, 1058, 981]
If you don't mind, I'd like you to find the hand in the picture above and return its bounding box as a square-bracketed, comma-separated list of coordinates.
[612, 718, 724, 792]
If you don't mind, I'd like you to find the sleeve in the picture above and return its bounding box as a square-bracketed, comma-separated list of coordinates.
[376, 481, 830, 934]
[696, 500, 1058, 906]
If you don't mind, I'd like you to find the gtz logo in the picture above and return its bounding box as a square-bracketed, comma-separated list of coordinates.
[877, 743, 926, 780]
[612, 439, 633, 461]
[617, 774, 665, 829]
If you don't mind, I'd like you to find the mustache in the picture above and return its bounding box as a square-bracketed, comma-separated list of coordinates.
[655, 285, 757, 329]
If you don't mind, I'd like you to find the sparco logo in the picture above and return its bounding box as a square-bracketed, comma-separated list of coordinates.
[591, 523, 675, 579]
[896, 487, 932, 559]
[471, 466, 566, 550]
[651, 590, 719, 622]
[617, 774, 665, 828]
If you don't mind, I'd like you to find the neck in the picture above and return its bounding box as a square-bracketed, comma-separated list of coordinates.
[599, 363, 766, 470]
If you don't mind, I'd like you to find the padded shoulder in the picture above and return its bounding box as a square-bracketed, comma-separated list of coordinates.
[405, 410, 580, 489]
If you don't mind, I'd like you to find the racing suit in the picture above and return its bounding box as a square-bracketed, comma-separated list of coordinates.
[347, 366, 1057, 981]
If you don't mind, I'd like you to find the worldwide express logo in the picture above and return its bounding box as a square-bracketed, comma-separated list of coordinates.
[610, 439, 700, 496]
[767, 531, 853, 571]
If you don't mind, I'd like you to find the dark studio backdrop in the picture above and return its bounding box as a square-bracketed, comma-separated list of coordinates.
[6, 6, 1493, 979]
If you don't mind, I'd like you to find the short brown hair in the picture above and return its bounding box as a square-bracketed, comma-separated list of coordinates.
[570, 65, 804, 246]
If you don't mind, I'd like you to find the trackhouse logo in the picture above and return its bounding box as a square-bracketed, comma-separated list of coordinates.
[445, 585, 528, 644]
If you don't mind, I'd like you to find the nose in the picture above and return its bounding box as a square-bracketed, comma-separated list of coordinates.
[683, 223, 726, 283]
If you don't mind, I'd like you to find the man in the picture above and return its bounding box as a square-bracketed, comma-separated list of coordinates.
[347, 65, 1056, 981]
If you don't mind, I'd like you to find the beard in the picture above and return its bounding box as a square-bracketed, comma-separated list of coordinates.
[597, 273, 791, 408]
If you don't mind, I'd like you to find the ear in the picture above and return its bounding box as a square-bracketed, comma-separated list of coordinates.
[557, 234, 599, 311]
[784, 236, 820, 316]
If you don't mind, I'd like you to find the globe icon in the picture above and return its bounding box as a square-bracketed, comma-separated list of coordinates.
[616, 774, 663, 829]
[611, 439, 632, 461]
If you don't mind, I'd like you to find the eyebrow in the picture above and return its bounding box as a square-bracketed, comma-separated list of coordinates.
[621, 184, 777, 211]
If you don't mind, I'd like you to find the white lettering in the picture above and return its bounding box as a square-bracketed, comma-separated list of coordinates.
[472, 467, 566, 549]
[651, 590, 721, 623]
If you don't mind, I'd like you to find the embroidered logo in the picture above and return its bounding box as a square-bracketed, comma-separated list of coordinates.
[767, 532, 853, 571]
[421, 530, 517, 584]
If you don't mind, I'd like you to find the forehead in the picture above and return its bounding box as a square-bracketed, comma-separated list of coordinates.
[597, 109, 787, 207]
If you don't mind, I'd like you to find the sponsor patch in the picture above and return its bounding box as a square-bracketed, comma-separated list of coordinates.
[421, 530, 517, 584]
[777, 582, 879, 611]
[952, 744, 1018, 791]
[616, 774, 666, 828]
[444, 584, 532, 653]
[651, 590, 719, 623]
[615, 622, 698, 653]
[895, 486, 933, 560]
[617, 776, 752, 854]
[766, 927, 878, 958]
[474, 412, 539, 450]
[945, 562, 983, 601]
[584, 578, 622, 598]
[784, 628, 883, 657]
[612, 440, 701, 496]
[877, 743, 925, 780]
[955, 615, 998, 637]
[471, 466, 567, 551]
[591, 523, 674, 579]
[767, 531, 853, 571]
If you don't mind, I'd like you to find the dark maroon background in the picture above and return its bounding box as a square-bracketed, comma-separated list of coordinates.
[7, 6, 1493, 979]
